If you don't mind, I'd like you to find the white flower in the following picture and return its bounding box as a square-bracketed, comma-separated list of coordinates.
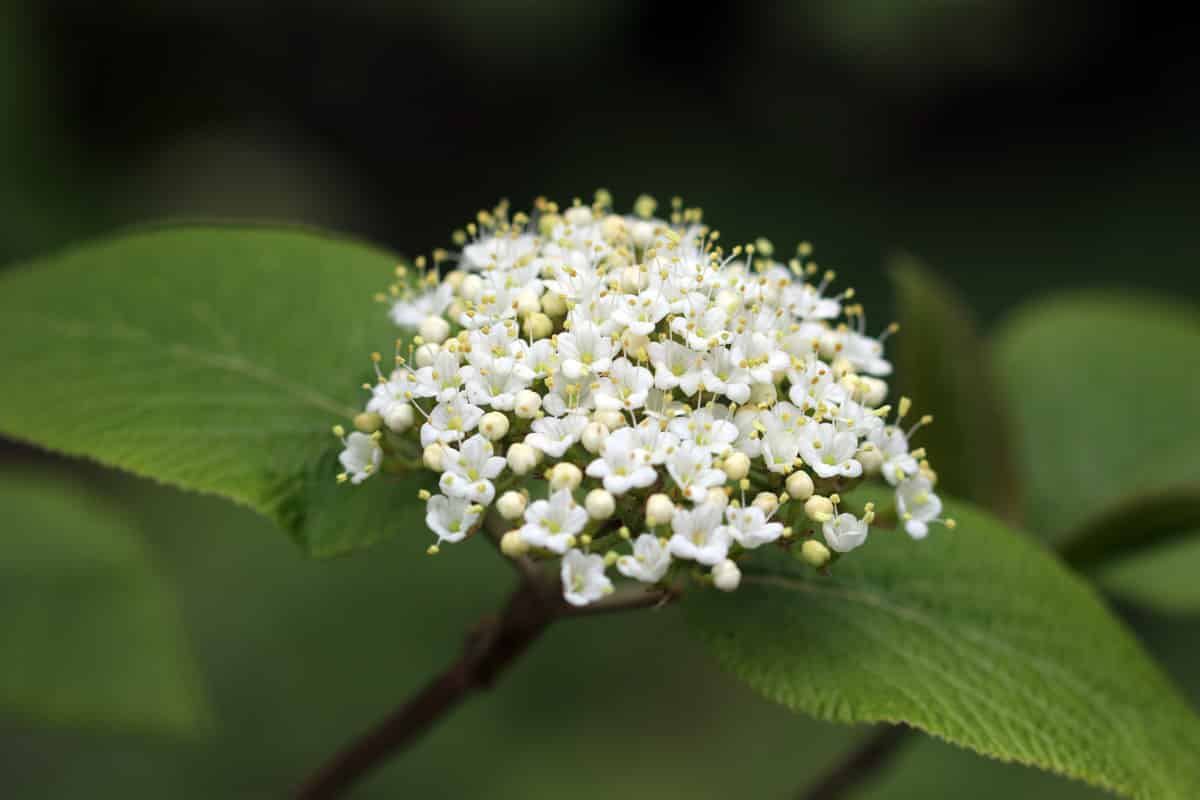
[410, 349, 464, 402]
[668, 502, 731, 565]
[438, 434, 507, 505]
[697, 347, 752, 404]
[425, 494, 482, 543]
[365, 373, 410, 419]
[719, 504, 784, 549]
[822, 512, 869, 553]
[896, 475, 944, 539]
[541, 370, 594, 417]
[665, 443, 728, 502]
[627, 420, 679, 464]
[557, 321, 615, 379]
[593, 357, 654, 411]
[561, 549, 614, 607]
[612, 289, 670, 335]
[834, 328, 892, 377]
[712, 559, 741, 592]
[461, 232, 538, 272]
[461, 358, 531, 410]
[870, 426, 920, 486]
[520, 489, 589, 554]
[668, 407, 738, 456]
[338, 432, 380, 484]
[420, 394, 485, 446]
[646, 340, 700, 392]
[669, 293, 730, 351]
[390, 283, 453, 327]
[799, 422, 863, 479]
[585, 427, 657, 495]
[617, 534, 672, 583]
[525, 413, 589, 458]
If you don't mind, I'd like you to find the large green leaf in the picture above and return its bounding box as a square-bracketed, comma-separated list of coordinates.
[993, 292, 1200, 544]
[686, 492, 1200, 799]
[1094, 533, 1200, 615]
[0, 226, 425, 556]
[889, 255, 1018, 518]
[0, 472, 207, 732]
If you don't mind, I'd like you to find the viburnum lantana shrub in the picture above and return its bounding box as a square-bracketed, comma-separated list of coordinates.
[335, 193, 951, 607]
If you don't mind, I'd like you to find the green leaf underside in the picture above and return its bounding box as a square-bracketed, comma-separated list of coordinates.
[686, 493, 1200, 799]
[1058, 484, 1200, 568]
[0, 225, 426, 556]
[993, 292, 1200, 545]
[889, 255, 1019, 518]
[0, 473, 207, 732]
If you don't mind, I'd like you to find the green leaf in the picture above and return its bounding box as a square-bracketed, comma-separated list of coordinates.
[0, 472, 208, 733]
[889, 255, 1018, 518]
[1058, 484, 1200, 568]
[0, 225, 426, 556]
[993, 292, 1200, 544]
[1094, 532, 1200, 615]
[686, 493, 1200, 799]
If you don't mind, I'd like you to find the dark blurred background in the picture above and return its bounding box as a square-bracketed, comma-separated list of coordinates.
[2, 1, 1198, 798]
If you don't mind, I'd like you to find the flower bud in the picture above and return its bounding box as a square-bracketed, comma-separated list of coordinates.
[804, 494, 834, 523]
[479, 411, 510, 441]
[592, 409, 625, 430]
[500, 530, 529, 557]
[722, 452, 750, 481]
[800, 539, 831, 568]
[541, 291, 567, 317]
[631, 220, 656, 248]
[620, 266, 646, 293]
[645, 493, 675, 527]
[785, 470, 814, 501]
[523, 312, 554, 340]
[857, 444, 883, 475]
[712, 559, 742, 592]
[497, 491, 527, 520]
[418, 315, 450, 344]
[513, 389, 542, 419]
[422, 443, 445, 471]
[385, 404, 414, 433]
[514, 289, 541, 317]
[461, 274, 484, 301]
[582, 422, 610, 454]
[354, 412, 383, 433]
[752, 492, 779, 516]
[548, 462, 583, 491]
[860, 376, 888, 406]
[585, 489, 616, 520]
[748, 382, 777, 406]
[413, 343, 440, 367]
[706, 487, 730, 509]
[506, 443, 538, 475]
[601, 214, 626, 241]
[564, 206, 593, 226]
[620, 329, 650, 356]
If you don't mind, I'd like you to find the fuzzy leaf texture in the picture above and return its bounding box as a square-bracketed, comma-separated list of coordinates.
[994, 292, 1200, 609]
[888, 254, 1018, 517]
[0, 472, 208, 732]
[0, 226, 426, 556]
[686, 493, 1200, 799]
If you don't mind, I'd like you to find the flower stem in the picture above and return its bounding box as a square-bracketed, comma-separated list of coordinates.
[796, 725, 912, 800]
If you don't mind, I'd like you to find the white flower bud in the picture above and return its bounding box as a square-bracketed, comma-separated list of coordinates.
[752, 492, 779, 516]
[801, 539, 831, 567]
[592, 409, 625, 430]
[860, 376, 888, 406]
[857, 444, 884, 475]
[722, 452, 750, 481]
[507, 443, 538, 475]
[585, 489, 616, 520]
[785, 470, 814, 501]
[706, 487, 730, 509]
[712, 559, 742, 592]
[354, 412, 383, 433]
[497, 491, 527, 520]
[523, 312, 553, 340]
[422, 443, 445, 471]
[645, 493, 675, 527]
[601, 214, 626, 241]
[804, 494, 835, 523]
[513, 389, 542, 419]
[479, 411, 510, 441]
[748, 382, 777, 406]
[631, 220, 656, 248]
[548, 462, 583, 491]
[541, 291, 567, 317]
[418, 315, 450, 344]
[444, 270, 466, 291]
[582, 422, 610, 454]
[414, 343, 440, 367]
[514, 289, 541, 317]
[384, 404, 414, 433]
[461, 274, 484, 301]
[500, 530, 529, 557]
[620, 266, 646, 293]
[620, 329, 650, 356]
[564, 206, 593, 226]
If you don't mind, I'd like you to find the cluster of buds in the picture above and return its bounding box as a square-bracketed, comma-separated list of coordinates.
[337, 192, 952, 606]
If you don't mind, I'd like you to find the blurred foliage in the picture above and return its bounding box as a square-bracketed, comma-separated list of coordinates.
[0, 472, 206, 734]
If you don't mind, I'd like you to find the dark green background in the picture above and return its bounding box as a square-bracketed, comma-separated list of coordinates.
[2, 2, 1197, 797]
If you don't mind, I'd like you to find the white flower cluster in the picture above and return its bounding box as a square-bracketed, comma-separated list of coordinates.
[338, 193, 952, 607]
